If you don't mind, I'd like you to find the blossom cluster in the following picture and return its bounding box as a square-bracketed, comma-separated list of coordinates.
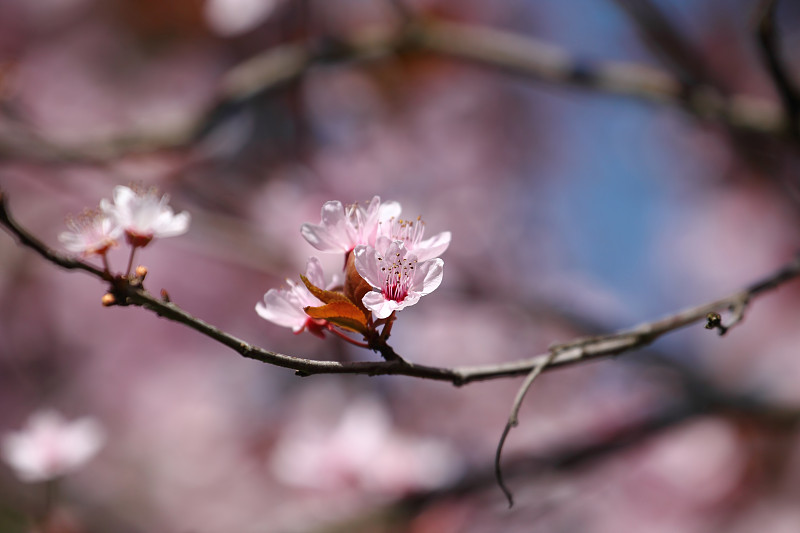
[58, 185, 190, 274]
[257, 197, 450, 341]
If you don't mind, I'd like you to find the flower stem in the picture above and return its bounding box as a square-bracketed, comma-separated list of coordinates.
[125, 246, 137, 278]
[327, 326, 371, 348]
[101, 252, 112, 276]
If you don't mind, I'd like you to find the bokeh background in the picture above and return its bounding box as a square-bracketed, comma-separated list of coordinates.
[2, 0, 800, 531]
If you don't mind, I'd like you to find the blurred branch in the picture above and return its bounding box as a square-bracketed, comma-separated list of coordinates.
[2, 190, 799, 386]
[612, 0, 723, 89]
[0, 18, 789, 163]
[754, 0, 800, 137]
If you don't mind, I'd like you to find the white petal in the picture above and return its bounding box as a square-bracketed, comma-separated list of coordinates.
[153, 210, 191, 238]
[362, 291, 396, 319]
[414, 231, 451, 262]
[305, 257, 326, 288]
[378, 201, 402, 221]
[412, 258, 443, 295]
[256, 290, 308, 331]
[353, 245, 384, 289]
[112, 186, 136, 209]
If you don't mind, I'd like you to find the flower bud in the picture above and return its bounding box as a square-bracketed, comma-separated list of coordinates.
[101, 293, 116, 306]
[135, 265, 148, 279]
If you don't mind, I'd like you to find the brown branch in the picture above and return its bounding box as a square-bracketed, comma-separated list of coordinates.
[0, 18, 789, 163]
[754, 0, 800, 137]
[1, 189, 799, 386]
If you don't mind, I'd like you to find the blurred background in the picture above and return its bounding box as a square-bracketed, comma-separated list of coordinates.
[2, 0, 800, 531]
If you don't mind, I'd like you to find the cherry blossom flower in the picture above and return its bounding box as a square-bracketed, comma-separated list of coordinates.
[377, 214, 451, 262]
[353, 240, 444, 319]
[1, 410, 105, 483]
[101, 185, 190, 248]
[58, 209, 121, 256]
[300, 196, 400, 254]
[270, 399, 461, 495]
[255, 257, 337, 337]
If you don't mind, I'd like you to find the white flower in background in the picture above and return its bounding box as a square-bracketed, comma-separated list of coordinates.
[377, 215, 451, 262]
[354, 240, 443, 319]
[204, 0, 279, 36]
[1, 410, 105, 483]
[256, 257, 338, 337]
[58, 209, 121, 256]
[101, 185, 190, 248]
[270, 399, 461, 494]
[301, 196, 401, 254]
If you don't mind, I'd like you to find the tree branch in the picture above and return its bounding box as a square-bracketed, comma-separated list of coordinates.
[0, 18, 789, 164]
[1, 189, 799, 386]
[754, 0, 800, 137]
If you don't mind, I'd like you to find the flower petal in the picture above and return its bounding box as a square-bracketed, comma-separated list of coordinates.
[414, 231, 451, 262]
[353, 244, 385, 289]
[256, 289, 309, 331]
[411, 258, 444, 295]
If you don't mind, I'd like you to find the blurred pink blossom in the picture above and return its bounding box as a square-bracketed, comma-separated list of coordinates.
[270, 398, 461, 495]
[58, 209, 121, 256]
[204, 0, 280, 36]
[1, 409, 105, 483]
[100, 185, 190, 248]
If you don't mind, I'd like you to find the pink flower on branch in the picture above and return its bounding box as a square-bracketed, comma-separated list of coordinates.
[101, 185, 190, 248]
[377, 215, 451, 262]
[300, 196, 400, 254]
[58, 209, 121, 256]
[255, 257, 337, 337]
[1, 410, 105, 483]
[354, 240, 444, 319]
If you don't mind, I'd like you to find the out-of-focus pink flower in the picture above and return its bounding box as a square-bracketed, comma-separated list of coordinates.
[270, 399, 461, 495]
[300, 196, 400, 254]
[354, 240, 443, 319]
[101, 185, 190, 248]
[1, 410, 105, 483]
[255, 257, 337, 337]
[204, 0, 280, 36]
[377, 215, 451, 262]
[58, 209, 121, 256]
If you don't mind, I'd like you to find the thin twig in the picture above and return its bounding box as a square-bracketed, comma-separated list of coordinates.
[754, 0, 800, 137]
[495, 347, 561, 507]
[1, 190, 799, 385]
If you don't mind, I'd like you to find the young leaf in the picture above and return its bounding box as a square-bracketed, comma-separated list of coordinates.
[304, 301, 369, 334]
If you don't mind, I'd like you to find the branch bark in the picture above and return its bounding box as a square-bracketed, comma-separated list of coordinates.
[1, 189, 799, 386]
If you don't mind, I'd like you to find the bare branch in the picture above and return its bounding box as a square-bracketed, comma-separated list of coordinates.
[612, 0, 723, 89]
[754, 0, 800, 137]
[0, 19, 789, 163]
[1, 190, 799, 386]
[495, 348, 560, 507]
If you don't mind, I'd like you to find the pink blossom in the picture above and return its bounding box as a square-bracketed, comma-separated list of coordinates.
[255, 257, 336, 337]
[101, 185, 190, 248]
[354, 240, 443, 319]
[1, 410, 105, 483]
[58, 209, 121, 256]
[300, 196, 401, 254]
[270, 399, 461, 495]
[377, 214, 451, 262]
